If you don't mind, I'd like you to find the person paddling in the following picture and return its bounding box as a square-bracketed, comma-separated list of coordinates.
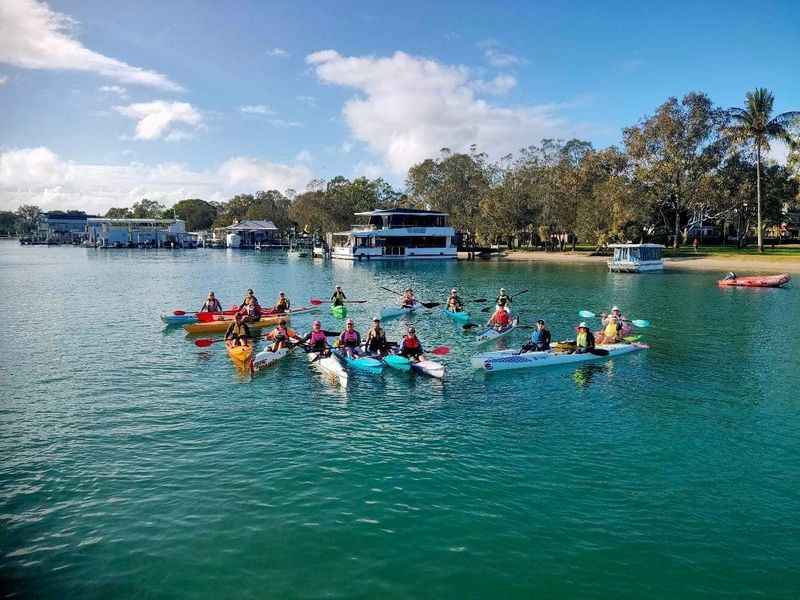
[240, 288, 260, 309]
[446, 288, 464, 312]
[487, 299, 511, 329]
[398, 326, 424, 362]
[598, 305, 626, 343]
[265, 319, 297, 352]
[575, 322, 595, 354]
[274, 291, 291, 313]
[365, 317, 388, 356]
[301, 320, 331, 356]
[330, 285, 347, 306]
[200, 291, 223, 313]
[239, 296, 261, 323]
[224, 313, 251, 347]
[338, 319, 362, 358]
[400, 288, 417, 308]
[521, 319, 551, 353]
[496, 288, 512, 312]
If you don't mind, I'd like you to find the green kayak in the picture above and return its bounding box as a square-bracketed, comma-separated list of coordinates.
[330, 304, 347, 319]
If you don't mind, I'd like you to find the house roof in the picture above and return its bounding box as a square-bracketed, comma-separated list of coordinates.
[225, 220, 278, 231]
[354, 208, 447, 217]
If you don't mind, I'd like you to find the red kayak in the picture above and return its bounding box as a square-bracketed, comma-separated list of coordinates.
[718, 273, 791, 288]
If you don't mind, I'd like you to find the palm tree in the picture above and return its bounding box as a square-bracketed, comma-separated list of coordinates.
[725, 89, 799, 251]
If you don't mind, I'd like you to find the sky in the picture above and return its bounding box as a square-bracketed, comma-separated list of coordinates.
[0, 0, 798, 214]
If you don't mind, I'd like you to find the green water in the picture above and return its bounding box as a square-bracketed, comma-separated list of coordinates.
[1, 241, 798, 599]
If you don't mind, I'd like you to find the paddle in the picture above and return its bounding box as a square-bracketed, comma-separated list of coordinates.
[174, 304, 238, 316]
[480, 289, 529, 312]
[310, 298, 368, 305]
[380, 286, 440, 310]
[431, 346, 450, 355]
[578, 310, 650, 328]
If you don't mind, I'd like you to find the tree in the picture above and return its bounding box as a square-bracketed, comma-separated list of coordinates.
[723, 88, 800, 251]
[105, 207, 132, 218]
[0, 211, 17, 236]
[172, 198, 218, 231]
[15, 205, 41, 234]
[131, 199, 165, 219]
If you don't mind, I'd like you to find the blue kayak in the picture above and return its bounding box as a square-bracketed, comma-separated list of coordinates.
[442, 309, 470, 323]
[333, 350, 384, 373]
[161, 313, 197, 325]
[383, 354, 412, 371]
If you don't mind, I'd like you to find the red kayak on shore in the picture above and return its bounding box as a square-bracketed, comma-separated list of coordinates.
[718, 273, 791, 288]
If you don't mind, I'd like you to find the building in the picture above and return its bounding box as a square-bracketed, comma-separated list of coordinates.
[608, 243, 665, 272]
[37, 211, 96, 244]
[217, 220, 280, 248]
[329, 208, 457, 261]
[86, 218, 188, 248]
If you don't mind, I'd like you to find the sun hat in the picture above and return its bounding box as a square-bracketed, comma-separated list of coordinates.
[578, 322, 588, 328]
[372, 316, 380, 322]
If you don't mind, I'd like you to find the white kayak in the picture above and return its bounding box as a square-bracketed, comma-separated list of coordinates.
[471, 342, 649, 372]
[412, 359, 445, 379]
[380, 302, 421, 320]
[252, 346, 292, 371]
[308, 351, 348, 385]
[475, 316, 519, 345]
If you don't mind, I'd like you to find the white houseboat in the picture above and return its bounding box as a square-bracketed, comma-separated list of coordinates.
[608, 243, 665, 272]
[329, 208, 458, 261]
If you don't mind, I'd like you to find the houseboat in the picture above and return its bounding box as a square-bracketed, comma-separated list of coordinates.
[329, 208, 457, 261]
[608, 243, 665, 272]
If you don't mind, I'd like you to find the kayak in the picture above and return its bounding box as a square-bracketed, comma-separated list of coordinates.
[471, 342, 649, 372]
[380, 302, 421, 320]
[330, 304, 347, 319]
[252, 346, 292, 371]
[333, 350, 384, 373]
[718, 273, 791, 288]
[442, 309, 471, 323]
[161, 313, 198, 325]
[412, 359, 445, 379]
[308, 351, 348, 385]
[226, 341, 253, 364]
[383, 353, 412, 371]
[182, 306, 317, 335]
[475, 316, 520, 346]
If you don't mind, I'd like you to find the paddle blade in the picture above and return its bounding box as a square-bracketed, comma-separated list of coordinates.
[481, 306, 492, 313]
[589, 348, 610, 356]
[309, 299, 323, 305]
[471, 298, 487, 303]
[420, 302, 440, 309]
[462, 323, 478, 330]
[197, 312, 219, 322]
[578, 310, 596, 318]
[173, 310, 187, 316]
[322, 330, 341, 337]
[194, 338, 214, 347]
[631, 319, 650, 328]
[431, 346, 450, 355]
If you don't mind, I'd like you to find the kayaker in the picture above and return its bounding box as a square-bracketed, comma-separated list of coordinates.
[724, 272, 737, 281]
[400, 288, 417, 308]
[265, 319, 297, 352]
[224, 313, 251, 347]
[446, 288, 464, 312]
[575, 322, 595, 354]
[365, 317, 388, 355]
[330, 286, 347, 306]
[240, 288, 260, 309]
[200, 291, 223, 313]
[598, 306, 626, 343]
[487, 299, 511, 329]
[274, 291, 291, 313]
[496, 288, 511, 311]
[398, 326, 424, 362]
[338, 319, 362, 358]
[521, 319, 551, 352]
[301, 320, 331, 356]
[239, 296, 261, 323]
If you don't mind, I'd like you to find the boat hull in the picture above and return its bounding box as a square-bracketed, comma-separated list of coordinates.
[718, 273, 790, 288]
[472, 342, 648, 372]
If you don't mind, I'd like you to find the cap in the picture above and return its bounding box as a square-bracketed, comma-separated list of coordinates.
[578, 322, 588, 328]
[451, 288, 457, 293]
[500, 288, 507, 293]
[336, 285, 342, 289]
[408, 326, 416, 333]
[312, 320, 321, 326]
[611, 305, 620, 311]
[346, 318, 354, 324]
[247, 288, 254, 294]
[280, 291, 285, 295]
[372, 316, 380, 322]
[537, 319, 545, 325]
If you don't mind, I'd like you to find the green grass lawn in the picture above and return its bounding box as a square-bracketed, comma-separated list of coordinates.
[665, 245, 800, 258]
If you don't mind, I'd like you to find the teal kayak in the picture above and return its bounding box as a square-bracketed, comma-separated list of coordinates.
[333, 350, 383, 373]
[383, 354, 412, 371]
[330, 304, 347, 319]
[442, 309, 470, 323]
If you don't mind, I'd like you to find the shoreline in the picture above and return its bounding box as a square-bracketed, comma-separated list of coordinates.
[460, 250, 800, 274]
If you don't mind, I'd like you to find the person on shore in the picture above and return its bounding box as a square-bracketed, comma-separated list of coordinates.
[575, 322, 595, 354]
[338, 319, 362, 358]
[239, 296, 261, 323]
[446, 288, 464, 313]
[365, 317, 388, 356]
[401, 288, 417, 308]
[265, 319, 297, 352]
[224, 313, 251, 347]
[496, 288, 511, 312]
[487, 299, 512, 329]
[200, 291, 223, 313]
[521, 319, 551, 353]
[301, 320, 331, 356]
[398, 326, 424, 362]
[273, 291, 291, 313]
[331, 285, 347, 306]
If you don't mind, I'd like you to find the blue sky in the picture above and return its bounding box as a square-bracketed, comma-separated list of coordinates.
[0, 0, 798, 213]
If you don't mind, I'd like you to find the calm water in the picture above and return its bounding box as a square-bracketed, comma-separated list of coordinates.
[1, 241, 799, 599]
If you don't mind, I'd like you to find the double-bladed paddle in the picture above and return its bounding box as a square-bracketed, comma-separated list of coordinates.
[379, 286, 440, 309]
[578, 310, 650, 328]
[480, 289, 529, 312]
[309, 298, 368, 305]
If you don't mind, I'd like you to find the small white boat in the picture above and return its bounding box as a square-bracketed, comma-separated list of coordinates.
[471, 342, 648, 372]
[308, 351, 348, 385]
[608, 243, 664, 272]
[475, 317, 519, 346]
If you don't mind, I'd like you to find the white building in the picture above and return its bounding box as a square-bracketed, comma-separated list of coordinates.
[329, 208, 457, 261]
[86, 218, 187, 248]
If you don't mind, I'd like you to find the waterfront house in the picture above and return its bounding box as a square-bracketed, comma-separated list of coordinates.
[86, 218, 188, 248]
[329, 208, 457, 261]
[218, 220, 280, 248]
[37, 211, 96, 244]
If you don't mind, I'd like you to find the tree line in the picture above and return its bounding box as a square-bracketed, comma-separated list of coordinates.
[5, 88, 798, 251]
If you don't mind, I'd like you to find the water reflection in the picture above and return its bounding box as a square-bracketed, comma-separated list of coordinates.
[572, 363, 611, 389]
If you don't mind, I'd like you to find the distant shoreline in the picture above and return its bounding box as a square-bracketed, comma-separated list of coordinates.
[460, 250, 800, 274]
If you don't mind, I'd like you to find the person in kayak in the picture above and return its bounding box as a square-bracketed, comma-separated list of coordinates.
[598, 306, 626, 343]
[724, 272, 737, 281]
[265, 319, 297, 352]
[330, 286, 347, 306]
[365, 317, 388, 356]
[398, 326, 424, 362]
[273, 291, 291, 313]
[301, 320, 331, 356]
[446, 288, 464, 312]
[521, 319, 551, 352]
[225, 313, 251, 347]
[338, 319, 362, 358]
[496, 288, 512, 311]
[575, 322, 595, 354]
[239, 296, 261, 323]
[200, 291, 223, 313]
[400, 288, 417, 308]
[487, 299, 512, 329]
[240, 289, 260, 309]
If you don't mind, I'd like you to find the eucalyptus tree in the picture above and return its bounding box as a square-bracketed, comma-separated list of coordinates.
[723, 88, 799, 250]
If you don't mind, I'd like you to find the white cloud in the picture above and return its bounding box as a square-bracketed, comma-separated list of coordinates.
[478, 39, 525, 68]
[766, 139, 790, 165]
[341, 141, 353, 153]
[266, 48, 289, 57]
[268, 118, 303, 128]
[99, 84, 127, 97]
[114, 101, 203, 141]
[0, 0, 182, 91]
[353, 160, 385, 179]
[0, 74, 8, 86]
[240, 104, 274, 115]
[307, 49, 570, 174]
[296, 95, 317, 107]
[0, 146, 314, 213]
[471, 74, 517, 96]
[295, 149, 313, 162]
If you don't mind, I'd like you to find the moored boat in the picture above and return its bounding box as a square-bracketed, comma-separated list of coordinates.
[717, 272, 791, 288]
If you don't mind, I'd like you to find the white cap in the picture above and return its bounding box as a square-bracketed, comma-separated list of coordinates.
[611, 305, 620, 311]
[578, 322, 588, 328]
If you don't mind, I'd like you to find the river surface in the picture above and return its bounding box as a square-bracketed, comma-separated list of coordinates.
[1, 241, 798, 599]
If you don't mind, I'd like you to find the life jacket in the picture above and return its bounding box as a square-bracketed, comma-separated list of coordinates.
[331, 291, 346, 304]
[368, 327, 385, 341]
[203, 299, 222, 312]
[340, 329, 360, 346]
[493, 309, 510, 326]
[271, 326, 289, 341]
[309, 329, 327, 349]
[448, 296, 462, 310]
[604, 318, 621, 338]
[403, 335, 420, 350]
[275, 298, 290, 311]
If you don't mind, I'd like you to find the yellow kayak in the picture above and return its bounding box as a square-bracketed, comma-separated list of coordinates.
[226, 340, 253, 364]
[183, 314, 289, 335]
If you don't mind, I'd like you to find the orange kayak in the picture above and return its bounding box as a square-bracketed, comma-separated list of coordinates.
[226, 340, 253, 364]
[718, 273, 791, 288]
